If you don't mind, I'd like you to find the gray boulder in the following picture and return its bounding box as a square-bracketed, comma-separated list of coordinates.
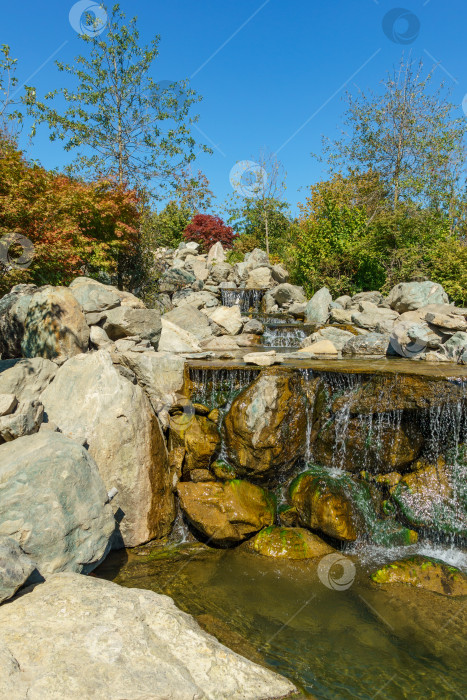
[119, 351, 185, 418]
[246, 267, 274, 289]
[305, 287, 332, 329]
[342, 332, 392, 357]
[68, 278, 121, 314]
[389, 320, 443, 359]
[0, 537, 36, 604]
[0, 432, 114, 578]
[329, 307, 354, 325]
[89, 324, 113, 349]
[386, 281, 448, 313]
[0, 394, 17, 416]
[0, 358, 56, 402]
[103, 307, 161, 349]
[302, 327, 355, 351]
[271, 263, 289, 284]
[21, 287, 90, 362]
[334, 294, 352, 309]
[244, 247, 269, 271]
[349, 291, 383, 307]
[209, 262, 233, 284]
[173, 290, 218, 309]
[442, 331, 467, 362]
[0, 573, 296, 700]
[424, 311, 467, 333]
[207, 241, 226, 264]
[158, 267, 196, 292]
[40, 351, 175, 547]
[163, 305, 213, 343]
[158, 319, 202, 353]
[0, 284, 37, 359]
[351, 308, 399, 333]
[271, 283, 306, 307]
[243, 318, 264, 334]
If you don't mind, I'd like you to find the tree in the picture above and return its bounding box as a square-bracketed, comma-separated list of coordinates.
[0, 45, 23, 139]
[320, 58, 467, 213]
[183, 214, 234, 251]
[226, 195, 294, 261]
[230, 149, 287, 257]
[0, 135, 140, 296]
[24, 4, 210, 200]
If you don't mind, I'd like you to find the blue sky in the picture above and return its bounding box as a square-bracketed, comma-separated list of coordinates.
[3, 0, 467, 214]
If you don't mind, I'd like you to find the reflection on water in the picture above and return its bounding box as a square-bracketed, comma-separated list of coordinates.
[96, 544, 467, 700]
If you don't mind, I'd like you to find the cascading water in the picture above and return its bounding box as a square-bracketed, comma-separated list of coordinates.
[220, 289, 264, 313]
[189, 367, 260, 409]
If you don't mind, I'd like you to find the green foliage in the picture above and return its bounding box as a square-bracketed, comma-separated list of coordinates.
[142, 201, 192, 250]
[24, 4, 210, 199]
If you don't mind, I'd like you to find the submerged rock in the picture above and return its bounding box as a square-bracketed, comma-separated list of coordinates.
[248, 526, 335, 559]
[0, 573, 296, 699]
[224, 369, 307, 479]
[371, 556, 467, 596]
[177, 480, 275, 544]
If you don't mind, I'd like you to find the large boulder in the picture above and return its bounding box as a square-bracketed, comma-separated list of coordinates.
[0, 432, 114, 577]
[244, 248, 269, 271]
[207, 305, 243, 335]
[0, 398, 43, 442]
[224, 369, 307, 479]
[246, 267, 274, 289]
[0, 537, 36, 603]
[351, 307, 399, 333]
[0, 358, 56, 401]
[177, 480, 275, 544]
[173, 290, 218, 310]
[103, 307, 161, 348]
[163, 305, 213, 342]
[305, 287, 332, 329]
[271, 264, 289, 284]
[158, 318, 202, 353]
[0, 573, 296, 700]
[40, 351, 175, 547]
[118, 351, 185, 416]
[270, 283, 306, 307]
[21, 287, 90, 362]
[386, 281, 448, 313]
[159, 267, 196, 293]
[302, 326, 355, 351]
[209, 262, 233, 284]
[68, 277, 121, 314]
[342, 332, 392, 356]
[170, 413, 221, 475]
[207, 241, 226, 265]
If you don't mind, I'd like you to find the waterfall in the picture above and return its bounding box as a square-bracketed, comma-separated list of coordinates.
[220, 289, 264, 313]
[189, 367, 260, 409]
[262, 323, 307, 348]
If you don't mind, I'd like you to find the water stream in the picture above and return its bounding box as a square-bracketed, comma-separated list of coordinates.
[221, 288, 264, 313]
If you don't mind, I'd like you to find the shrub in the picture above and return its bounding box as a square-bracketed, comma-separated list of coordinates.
[182, 214, 234, 251]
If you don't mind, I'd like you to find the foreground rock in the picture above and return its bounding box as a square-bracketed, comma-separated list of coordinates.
[41, 351, 175, 547]
[225, 369, 307, 479]
[248, 526, 335, 559]
[0, 358, 56, 401]
[0, 433, 114, 578]
[0, 573, 296, 699]
[177, 480, 275, 544]
[0, 537, 35, 603]
[371, 556, 467, 596]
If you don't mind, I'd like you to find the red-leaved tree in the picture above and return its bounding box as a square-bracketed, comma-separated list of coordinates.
[183, 214, 234, 251]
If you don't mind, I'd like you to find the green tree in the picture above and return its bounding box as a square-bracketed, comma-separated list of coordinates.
[24, 4, 210, 199]
[227, 195, 294, 262]
[321, 58, 467, 213]
[0, 45, 23, 139]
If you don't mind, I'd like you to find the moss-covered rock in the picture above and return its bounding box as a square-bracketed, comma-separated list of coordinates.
[211, 460, 237, 481]
[224, 369, 307, 480]
[248, 526, 335, 559]
[177, 480, 275, 544]
[371, 556, 467, 596]
[170, 414, 221, 475]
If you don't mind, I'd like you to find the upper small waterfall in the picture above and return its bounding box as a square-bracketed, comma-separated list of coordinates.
[220, 289, 264, 313]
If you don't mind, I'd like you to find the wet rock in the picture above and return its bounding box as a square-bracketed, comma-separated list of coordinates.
[313, 415, 423, 473]
[41, 350, 175, 547]
[0, 573, 296, 700]
[248, 526, 335, 559]
[305, 287, 332, 329]
[177, 480, 275, 544]
[224, 369, 307, 479]
[391, 457, 467, 538]
[0, 357, 56, 401]
[371, 556, 467, 596]
[243, 350, 280, 366]
[170, 414, 221, 475]
[190, 468, 216, 482]
[0, 432, 114, 577]
[211, 459, 237, 481]
[278, 505, 300, 527]
[243, 318, 264, 334]
[103, 307, 161, 348]
[0, 537, 36, 604]
[21, 286, 90, 362]
[342, 332, 391, 356]
[163, 305, 213, 342]
[158, 318, 202, 352]
[386, 281, 448, 313]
